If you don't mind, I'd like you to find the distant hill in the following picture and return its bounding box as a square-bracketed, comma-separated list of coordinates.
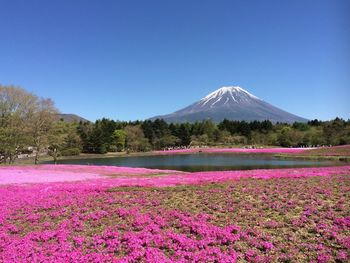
[56, 114, 90, 123]
[150, 86, 308, 123]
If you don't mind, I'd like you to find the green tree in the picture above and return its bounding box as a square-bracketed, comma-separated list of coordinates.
[202, 120, 217, 141]
[48, 121, 82, 164]
[292, 122, 310, 131]
[178, 124, 191, 146]
[156, 134, 180, 149]
[124, 125, 150, 152]
[277, 127, 292, 147]
[112, 129, 127, 151]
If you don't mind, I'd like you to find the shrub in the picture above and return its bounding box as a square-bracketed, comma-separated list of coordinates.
[61, 147, 81, 156]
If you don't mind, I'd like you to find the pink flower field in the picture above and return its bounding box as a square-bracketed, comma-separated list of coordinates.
[0, 165, 180, 185]
[0, 165, 349, 262]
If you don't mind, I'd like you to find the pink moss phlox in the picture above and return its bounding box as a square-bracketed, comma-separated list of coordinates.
[1, 165, 349, 188]
[0, 165, 180, 185]
[0, 165, 349, 261]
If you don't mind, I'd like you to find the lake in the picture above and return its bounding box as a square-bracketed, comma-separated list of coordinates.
[46, 153, 340, 172]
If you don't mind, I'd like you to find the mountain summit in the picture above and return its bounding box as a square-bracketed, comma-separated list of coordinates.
[150, 86, 308, 123]
[197, 86, 260, 108]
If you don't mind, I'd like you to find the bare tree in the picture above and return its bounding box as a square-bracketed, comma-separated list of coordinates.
[29, 98, 59, 164]
[0, 85, 59, 164]
[0, 86, 37, 163]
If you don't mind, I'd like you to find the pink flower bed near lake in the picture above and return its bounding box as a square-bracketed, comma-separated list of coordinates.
[156, 147, 312, 155]
[0, 165, 349, 262]
[0, 165, 179, 185]
[0, 164, 349, 187]
[69, 165, 350, 188]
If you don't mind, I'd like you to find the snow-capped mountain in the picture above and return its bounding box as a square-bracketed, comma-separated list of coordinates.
[150, 86, 308, 123]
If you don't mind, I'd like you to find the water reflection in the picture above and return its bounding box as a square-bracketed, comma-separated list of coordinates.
[45, 153, 340, 172]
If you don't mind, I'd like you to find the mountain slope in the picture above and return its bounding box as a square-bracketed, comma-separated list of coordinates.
[150, 86, 308, 123]
[57, 114, 90, 123]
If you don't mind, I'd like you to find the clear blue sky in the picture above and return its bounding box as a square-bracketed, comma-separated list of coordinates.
[0, 0, 349, 121]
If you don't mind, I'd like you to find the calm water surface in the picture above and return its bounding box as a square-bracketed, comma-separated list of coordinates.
[46, 153, 340, 172]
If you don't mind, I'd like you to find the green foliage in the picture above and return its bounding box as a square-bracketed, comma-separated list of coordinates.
[0, 85, 59, 164]
[155, 134, 180, 148]
[124, 125, 150, 152]
[292, 122, 310, 131]
[77, 118, 127, 153]
[60, 147, 81, 156]
[48, 121, 82, 163]
[112, 129, 127, 151]
[0, 85, 85, 164]
[76, 118, 350, 153]
[322, 117, 348, 145]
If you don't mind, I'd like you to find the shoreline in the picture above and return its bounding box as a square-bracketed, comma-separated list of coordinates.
[6, 146, 349, 166]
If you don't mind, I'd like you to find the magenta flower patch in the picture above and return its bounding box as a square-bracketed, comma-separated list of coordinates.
[0, 165, 349, 262]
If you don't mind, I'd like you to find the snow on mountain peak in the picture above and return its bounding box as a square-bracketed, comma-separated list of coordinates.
[200, 86, 260, 107]
[150, 85, 308, 123]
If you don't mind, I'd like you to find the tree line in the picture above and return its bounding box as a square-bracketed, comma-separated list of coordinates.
[1, 85, 349, 163]
[77, 117, 350, 153]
